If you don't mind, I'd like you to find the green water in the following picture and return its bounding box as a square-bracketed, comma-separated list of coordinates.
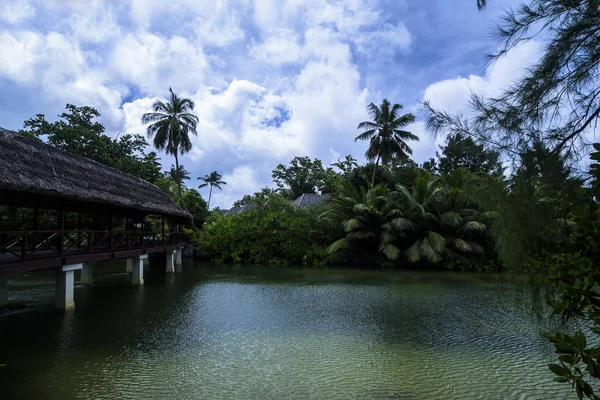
[0, 261, 570, 399]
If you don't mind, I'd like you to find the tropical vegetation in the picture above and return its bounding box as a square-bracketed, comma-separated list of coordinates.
[5, 0, 600, 395]
[141, 88, 199, 223]
[198, 171, 227, 209]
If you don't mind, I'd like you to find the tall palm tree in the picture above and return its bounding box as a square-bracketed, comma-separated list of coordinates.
[356, 99, 418, 187]
[167, 165, 191, 183]
[141, 87, 199, 218]
[198, 171, 227, 209]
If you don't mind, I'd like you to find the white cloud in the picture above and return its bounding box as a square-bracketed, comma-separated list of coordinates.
[248, 29, 303, 65]
[4, 0, 538, 210]
[0, 31, 84, 84]
[355, 22, 412, 56]
[0, 0, 35, 24]
[65, 1, 121, 43]
[112, 32, 209, 96]
[210, 165, 269, 209]
[423, 40, 542, 113]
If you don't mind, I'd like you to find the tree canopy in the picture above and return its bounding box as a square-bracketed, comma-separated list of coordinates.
[20, 104, 161, 183]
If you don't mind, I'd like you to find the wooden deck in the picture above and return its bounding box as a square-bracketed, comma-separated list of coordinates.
[0, 230, 184, 273]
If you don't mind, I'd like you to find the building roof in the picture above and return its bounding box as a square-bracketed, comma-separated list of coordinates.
[0, 128, 190, 220]
[224, 203, 258, 216]
[292, 193, 325, 209]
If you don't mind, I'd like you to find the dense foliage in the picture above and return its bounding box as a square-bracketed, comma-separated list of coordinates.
[424, 1, 600, 397]
[4, 103, 209, 231]
[198, 197, 329, 265]
[20, 104, 162, 183]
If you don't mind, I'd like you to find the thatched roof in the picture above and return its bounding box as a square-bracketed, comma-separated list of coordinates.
[0, 128, 190, 220]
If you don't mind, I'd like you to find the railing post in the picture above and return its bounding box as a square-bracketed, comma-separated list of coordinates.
[108, 214, 113, 251]
[161, 215, 165, 247]
[77, 212, 82, 249]
[32, 206, 38, 251]
[21, 232, 28, 261]
[58, 207, 65, 257]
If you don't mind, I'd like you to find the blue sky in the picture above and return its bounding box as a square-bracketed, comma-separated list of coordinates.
[0, 0, 541, 208]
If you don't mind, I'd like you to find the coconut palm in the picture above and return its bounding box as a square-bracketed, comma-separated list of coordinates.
[167, 165, 191, 183]
[356, 99, 419, 187]
[321, 182, 410, 262]
[198, 171, 227, 209]
[396, 175, 487, 264]
[141, 88, 199, 219]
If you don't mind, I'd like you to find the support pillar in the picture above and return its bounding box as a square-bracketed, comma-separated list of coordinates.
[80, 262, 94, 285]
[56, 264, 82, 311]
[166, 251, 175, 273]
[0, 275, 8, 307]
[175, 247, 183, 265]
[126, 258, 133, 273]
[131, 255, 146, 285]
[143, 256, 150, 273]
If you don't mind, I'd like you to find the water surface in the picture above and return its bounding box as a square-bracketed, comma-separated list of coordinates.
[0, 261, 568, 399]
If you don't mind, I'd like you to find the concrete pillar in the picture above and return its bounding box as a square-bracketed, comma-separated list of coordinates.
[175, 248, 183, 265]
[80, 262, 94, 285]
[56, 264, 82, 311]
[131, 255, 146, 285]
[0, 275, 8, 307]
[166, 251, 175, 273]
[126, 258, 133, 273]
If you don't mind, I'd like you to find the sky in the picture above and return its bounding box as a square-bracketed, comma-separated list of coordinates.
[0, 0, 542, 209]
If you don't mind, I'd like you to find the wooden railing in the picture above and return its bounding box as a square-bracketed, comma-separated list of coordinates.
[0, 230, 184, 264]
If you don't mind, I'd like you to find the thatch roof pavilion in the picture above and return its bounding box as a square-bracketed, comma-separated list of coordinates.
[0, 128, 191, 276]
[0, 128, 190, 221]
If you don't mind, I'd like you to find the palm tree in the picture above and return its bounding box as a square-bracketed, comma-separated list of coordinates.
[396, 175, 487, 264]
[332, 155, 358, 174]
[167, 165, 191, 183]
[141, 87, 199, 218]
[198, 171, 227, 209]
[321, 181, 409, 263]
[356, 99, 418, 187]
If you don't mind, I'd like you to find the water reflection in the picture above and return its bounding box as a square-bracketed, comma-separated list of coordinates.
[0, 265, 570, 399]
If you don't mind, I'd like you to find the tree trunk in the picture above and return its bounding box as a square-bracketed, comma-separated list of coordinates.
[174, 152, 196, 230]
[371, 153, 381, 187]
[207, 185, 213, 209]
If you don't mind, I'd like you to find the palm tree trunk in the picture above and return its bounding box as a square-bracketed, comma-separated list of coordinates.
[371, 153, 381, 187]
[207, 185, 213, 209]
[174, 152, 196, 230]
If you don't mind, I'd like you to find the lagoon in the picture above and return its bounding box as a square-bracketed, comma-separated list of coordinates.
[0, 261, 569, 399]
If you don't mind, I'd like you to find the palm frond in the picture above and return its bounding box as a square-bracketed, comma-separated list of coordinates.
[379, 243, 401, 260]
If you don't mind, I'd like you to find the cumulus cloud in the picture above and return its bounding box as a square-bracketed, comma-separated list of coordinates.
[410, 40, 543, 164]
[0, 0, 532, 209]
[423, 41, 542, 113]
[112, 32, 209, 96]
[0, 0, 35, 24]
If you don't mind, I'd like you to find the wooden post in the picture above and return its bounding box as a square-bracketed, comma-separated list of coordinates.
[32, 206, 38, 252]
[77, 212, 82, 249]
[21, 232, 28, 261]
[161, 215, 165, 246]
[58, 207, 65, 257]
[108, 214, 113, 250]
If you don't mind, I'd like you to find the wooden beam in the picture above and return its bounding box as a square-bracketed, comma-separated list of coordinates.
[58, 207, 65, 256]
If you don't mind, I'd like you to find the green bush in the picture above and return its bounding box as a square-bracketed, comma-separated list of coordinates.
[197, 206, 329, 266]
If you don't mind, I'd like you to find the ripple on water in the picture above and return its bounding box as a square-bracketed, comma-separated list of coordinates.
[0, 269, 571, 399]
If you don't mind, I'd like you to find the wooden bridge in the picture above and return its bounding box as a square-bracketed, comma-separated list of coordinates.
[0, 128, 191, 310]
